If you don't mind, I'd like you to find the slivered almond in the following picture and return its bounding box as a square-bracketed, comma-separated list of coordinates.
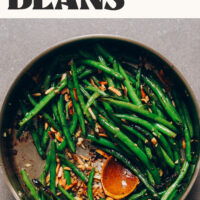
[96, 149, 109, 158]
[64, 93, 70, 102]
[56, 192, 62, 196]
[65, 181, 78, 190]
[99, 81, 107, 85]
[182, 139, 186, 149]
[73, 88, 78, 102]
[61, 87, 69, 95]
[56, 163, 61, 175]
[63, 166, 72, 171]
[46, 174, 50, 184]
[73, 154, 84, 165]
[98, 133, 108, 138]
[108, 86, 122, 96]
[151, 137, 157, 146]
[60, 73, 67, 81]
[51, 127, 57, 133]
[90, 78, 97, 87]
[44, 122, 48, 130]
[55, 132, 63, 142]
[77, 137, 84, 146]
[124, 86, 128, 97]
[45, 87, 54, 95]
[32, 93, 41, 97]
[80, 155, 90, 161]
[99, 84, 106, 91]
[88, 108, 96, 120]
[77, 165, 86, 171]
[58, 166, 63, 178]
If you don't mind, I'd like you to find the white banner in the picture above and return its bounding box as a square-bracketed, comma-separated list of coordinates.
[0, 0, 200, 18]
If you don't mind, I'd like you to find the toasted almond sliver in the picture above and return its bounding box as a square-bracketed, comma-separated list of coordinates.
[77, 137, 84, 147]
[64, 93, 70, 102]
[32, 93, 41, 97]
[75, 126, 82, 138]
[79, 155, 90, 161]
[63, 166, 72, 171]
[98, 133, 108, 138]
[46, 174, 50, 184]
[61, 87, 69, 95]
[51, 127, 57, 133]
[90, 78, 97, 87]
[65, 181, 78, 190]
[60, 73, 67, 81]
[96, 149, 109, 158]
[45, 87, 54, 95]
[108, 86, 122, 96]
[56, 163, 61, 175]
[73, 154, 84, 165]
[58, 166, 63, 178]
[55, 132, 63, 142]
[56, 192, 62, 196]
[88, 108, 96, 120]
[44, 122, 48, 130]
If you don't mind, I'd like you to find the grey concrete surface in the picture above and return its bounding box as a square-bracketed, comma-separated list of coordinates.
[0, 19, 199, 199]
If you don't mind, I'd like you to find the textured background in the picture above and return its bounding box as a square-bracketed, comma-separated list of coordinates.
[0, 19, 199, 199]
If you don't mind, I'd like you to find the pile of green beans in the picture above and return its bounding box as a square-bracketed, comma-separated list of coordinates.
[16, 43, 198, 200]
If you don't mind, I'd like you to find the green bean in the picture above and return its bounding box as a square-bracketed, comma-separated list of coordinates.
[98, 115, 160, 184]
[31, 128, 46, 159]
[128, 189, 147, 200]
[65, 101, 70, 120]
[136, 68, 142, 98]
[71, 60, 96, 129]
[16, 100, 29, 139]
[27, 93, 63, 134]
[78, 69, 93, 79]
[80, 60, 124, 80]
[151, 101, 165, 118]
[154, 123, 177, 138]
[79, 50, 96, 60]
[77, 65, 86, 74]
[19, 78, 68, 127]
[84, 92, 100, 114]
[52, 102, 61, 125]
[57, 95, 76, 153]
[68, 77, 86, 136]
[122, 125, 148, 144]
[63, 164, 71, 185]
[98, 55, 115, 87]
[103, 98, 177, 131]
[172, 92, 191, 162]
[58, 153, 88, 182]
[168, 189, 177, 200]
[147, 170, 155, 186]
[87, 168, 95, 200]
[95, 44, 115, 64]
[57, 185, 75, 200]
[50, 141, 56, 195]
[41, 126, 50, 151]
[87, 134, 120, 151]
[21, 169, 39, 200]
[69, 111, 78, 135]
[160, 147, 175, 169]
[86, 85, 107, 97]
[115, 114, 173, 159]
[142, 75, 182, 126]
[118, 63, 142, 105]
[182, 101, 194, 138]
[145, 146, 153, 160]
[102, 148, 159, 198]
[161, 161, 189, 200]
[40, 149, 51, 185]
